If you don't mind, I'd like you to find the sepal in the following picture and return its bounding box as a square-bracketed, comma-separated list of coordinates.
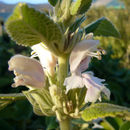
[67, 87, 87, 112]
[23, 88, 55, 116]
[69, 15, 86, 33]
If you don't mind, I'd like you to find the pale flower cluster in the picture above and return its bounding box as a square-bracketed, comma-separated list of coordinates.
[64, 35, 110, 103]
[8, 33, 110, 103]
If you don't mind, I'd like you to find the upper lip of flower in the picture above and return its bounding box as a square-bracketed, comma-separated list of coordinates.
[69, 39, 99, 73]
[31, 43, 57, 76]
[64, 38, 110, 103]
[8, 54, 45, 89]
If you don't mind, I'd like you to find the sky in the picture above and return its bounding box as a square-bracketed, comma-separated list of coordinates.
[0, 0, 48, 4]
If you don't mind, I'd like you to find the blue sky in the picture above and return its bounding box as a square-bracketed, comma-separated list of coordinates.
[0, 0, 48, 4]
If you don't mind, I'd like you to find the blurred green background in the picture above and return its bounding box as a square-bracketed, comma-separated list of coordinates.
[0, 0, 130, 129]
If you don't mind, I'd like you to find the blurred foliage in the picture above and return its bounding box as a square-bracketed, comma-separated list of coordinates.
[83, 0, 130, 69]
[74, 0, 130, 129]
[0, 0, 130, 129]
[89, 49, 130, 107]
[81, 0, 130, 108]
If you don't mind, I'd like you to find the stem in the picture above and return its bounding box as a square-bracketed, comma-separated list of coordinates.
[58, 56, 68, 88]
[59, 118, 71, 130]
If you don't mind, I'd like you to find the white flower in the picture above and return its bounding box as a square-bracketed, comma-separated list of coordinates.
[64, 39, 110, 103]
[69, 39, 99, 73]
[8, 55, 45, 89]
[64, 73, 83, 93]
[64, 71, 110, 102]
[31, 43, 57, 76]
[82, 72, 110, 103]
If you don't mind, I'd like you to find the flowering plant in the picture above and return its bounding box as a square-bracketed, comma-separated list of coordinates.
[1, 0, 130, 129]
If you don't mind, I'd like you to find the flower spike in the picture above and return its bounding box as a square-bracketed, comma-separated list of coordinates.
[70, 39, 99, 73]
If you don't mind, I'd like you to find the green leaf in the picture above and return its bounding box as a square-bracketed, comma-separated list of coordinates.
[69, 15, 86, 33]
[48, 0, 58, 6]
[70, 0, 92, 15]
[5, 3, 64, 55]
[101, 117, 124, 130]
[101, 119, 115, 130]
[67, 87, 87, 111]
[120, 121, 130, 130]
[0, 93, 26, 111]
[83, 17, 120, 38]
[82, 103, 130, 122]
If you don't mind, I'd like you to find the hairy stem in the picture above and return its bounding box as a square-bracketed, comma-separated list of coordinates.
[58, 55, 69, 89]
[59, 118, 71, 130]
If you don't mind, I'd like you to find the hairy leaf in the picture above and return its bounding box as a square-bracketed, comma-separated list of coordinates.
[83, 17, 120, 38]
[70, 0, 92, 15]
[5, 3, 64, 55]
[120, 121, 130, 130]
[67, 87, 87, 111]
[82, 103, 130, 121]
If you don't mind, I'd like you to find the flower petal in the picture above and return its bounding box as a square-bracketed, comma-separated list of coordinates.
[79, 57, 91, 72]
[85, 85, 100, 103]
[64, 73, 83, 93]
[82, 72, 110, 103]
[12, 75, 44, 88]
[8, 55, 45, 88]
[82, 72, 105, 87]
[31, 43, 57, 75]
[70, 40, 99, 73]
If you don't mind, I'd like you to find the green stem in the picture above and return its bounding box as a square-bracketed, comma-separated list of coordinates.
[58, 56, 68, 88]
[59, 118, 71, 130]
